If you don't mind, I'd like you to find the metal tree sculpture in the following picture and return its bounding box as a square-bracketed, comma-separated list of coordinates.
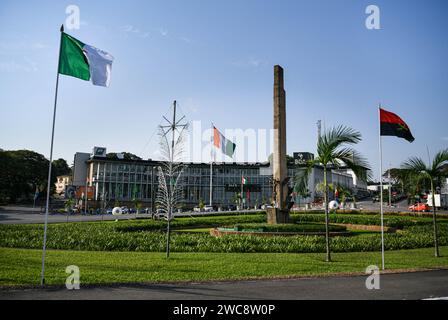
[156, 101, 188, 258]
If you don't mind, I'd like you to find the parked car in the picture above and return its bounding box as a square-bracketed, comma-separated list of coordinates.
[121, 206, 129, 214]
[193, 206, 202, 212]
[409, 203, 429, 212]
[106, 208, 113, 214]
[204, 206, 214, 212]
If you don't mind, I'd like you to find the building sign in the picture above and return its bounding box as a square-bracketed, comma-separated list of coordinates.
[65, 185, 76, 199]
[75, 186, 95, 199]
[93, 146, 107, 158]
[225, 184, 261, 192]
[293, 152, 314, 165]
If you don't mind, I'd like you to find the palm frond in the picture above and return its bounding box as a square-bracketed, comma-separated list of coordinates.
[318, 126, 361, 157]
[401, 157, 428, 173]
[335, 148, 371, 182]
[432, 149, 448, 174]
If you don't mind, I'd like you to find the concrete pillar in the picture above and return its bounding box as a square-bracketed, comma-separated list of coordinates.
[267, 65, 291, 224]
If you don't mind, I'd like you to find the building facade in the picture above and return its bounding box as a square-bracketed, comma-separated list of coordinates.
[55, 175, 72, 195]
[72, 149, 368, 210]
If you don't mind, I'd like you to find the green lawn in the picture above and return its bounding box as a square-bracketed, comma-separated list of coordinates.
[1, 247, 448, 287]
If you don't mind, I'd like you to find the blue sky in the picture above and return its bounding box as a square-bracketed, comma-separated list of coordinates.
[0, 0, 447, 180]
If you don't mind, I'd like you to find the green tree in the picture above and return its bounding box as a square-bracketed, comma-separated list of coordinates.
[297, 126, 370, 262]
[335, 184, 353, 210]
[198, 198, 205, 210]
[401, 149, 448, 257]
[64, 198, 75, 213]
[293, 168, 311, 208]
[0, 149, 54, 203]
[52, 158, 71, 177]
[106, 152, 142, 160]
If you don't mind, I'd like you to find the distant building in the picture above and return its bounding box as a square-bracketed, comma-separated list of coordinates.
[71, 147, 369, 210]
[55, 175, 72, 195]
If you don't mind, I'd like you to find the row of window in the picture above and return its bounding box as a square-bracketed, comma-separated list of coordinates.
[95, 181, 272, 203]
[92, 163, 265, 176]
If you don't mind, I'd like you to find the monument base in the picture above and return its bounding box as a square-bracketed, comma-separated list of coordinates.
[266, 208, 291, 224]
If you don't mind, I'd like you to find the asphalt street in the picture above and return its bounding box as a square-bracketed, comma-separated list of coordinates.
[1, 270, 448, 300]
[1, 202, 447, 225]
[0, 207, 246, 224]
[0, 210, 149, 224]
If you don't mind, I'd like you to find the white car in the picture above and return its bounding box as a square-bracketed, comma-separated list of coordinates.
[204, 206, 214, 212]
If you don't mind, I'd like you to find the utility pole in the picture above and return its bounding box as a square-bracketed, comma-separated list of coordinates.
[317, 120, 322, 140]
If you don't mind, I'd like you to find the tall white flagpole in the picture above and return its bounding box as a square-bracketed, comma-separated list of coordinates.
[210, 123, 213, 207]
[41, 24, 64, 286]
[241, 174, 244, 210]
[378, 104, 385, 270]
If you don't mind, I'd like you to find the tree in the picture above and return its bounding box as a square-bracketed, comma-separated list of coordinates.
[297, 126, 370, 262]
[106, 152, 142, 160]
[401, 149, 448, 257]
[0, 149, 54, 203]
[335, 184, 353, 211]
[293, 168, 311, 208]
[52, 158, 71, 177]
[387, 168, 421, 204]
[198, 198, 205, 210]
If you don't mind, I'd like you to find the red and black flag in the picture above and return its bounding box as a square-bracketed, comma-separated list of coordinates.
[380, 108, 415, 142]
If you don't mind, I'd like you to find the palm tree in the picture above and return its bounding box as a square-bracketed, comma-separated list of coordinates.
[401, 149, 448, 257]
[335, 184, 353, 211]
[296, 125, 370, 262]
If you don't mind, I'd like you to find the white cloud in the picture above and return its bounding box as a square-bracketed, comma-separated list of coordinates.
[231, 57, 267, 69]
[0, 59, 37, 72]
[32, 42, 47, 50]
[159, 28, 168, 37]
[120, 25, 140, 34]
[120, 25, 153, 39]
[183, 97, 199, 114]
[180, 36, 191, 43]
[248, 58, 265, 67]
[0, 40, 48, 52]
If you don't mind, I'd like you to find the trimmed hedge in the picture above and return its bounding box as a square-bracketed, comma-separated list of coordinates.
[0, 213, 447, 253]
[230, 223, 346, 233]
[290, 213, 433, 229]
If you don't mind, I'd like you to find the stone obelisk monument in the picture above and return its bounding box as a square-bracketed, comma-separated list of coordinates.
[267, 65, 291, 224]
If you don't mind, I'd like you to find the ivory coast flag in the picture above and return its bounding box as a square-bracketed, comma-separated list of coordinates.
[58, 32, 114, 87]
[213, 126, 236, 158]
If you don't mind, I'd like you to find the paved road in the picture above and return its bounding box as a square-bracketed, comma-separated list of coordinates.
[0, 211, 151, 224]
[1, 270, 447, 300]
[0, 207, 260, 225]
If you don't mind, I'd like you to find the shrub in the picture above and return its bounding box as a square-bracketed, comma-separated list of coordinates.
[0, 213, 446, 254]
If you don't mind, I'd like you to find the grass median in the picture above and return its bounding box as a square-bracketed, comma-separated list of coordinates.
[1, 246, 448, 287]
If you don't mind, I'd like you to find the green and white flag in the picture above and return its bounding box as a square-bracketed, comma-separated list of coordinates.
[58, 32, 114, 87]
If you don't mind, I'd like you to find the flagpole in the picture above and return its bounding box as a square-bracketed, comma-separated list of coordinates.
[378, 104, 385, 270]
[210, 123, 213, 207]
[41, 24, 64, 286]
[241, 174, 244, 210]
